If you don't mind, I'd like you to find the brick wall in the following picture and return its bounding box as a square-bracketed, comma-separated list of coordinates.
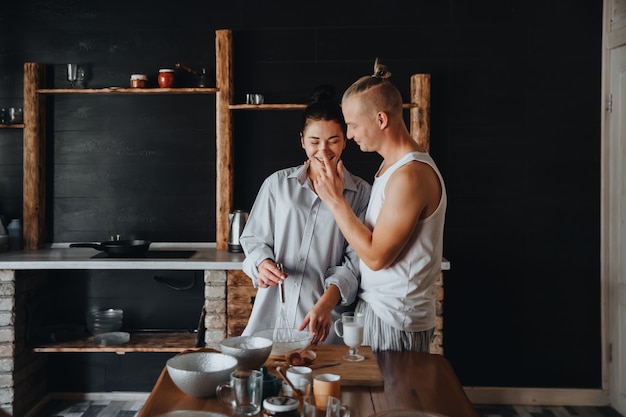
[0, 270, 48, 417]
[203, 270, 227, 348]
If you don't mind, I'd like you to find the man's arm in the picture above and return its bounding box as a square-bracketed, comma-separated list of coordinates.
[315, 156, 439, 270]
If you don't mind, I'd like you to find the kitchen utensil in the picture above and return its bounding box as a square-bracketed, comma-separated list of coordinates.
[7, 107, 23, 124]
[167, 351, 238, 398]
[175, 62, 210, 87]
[253, 329, 312, 357]
[219, 335, 273, 370]
[67, 64, 78, 87]
[69, 239, 151, 257]
[276, 366, 304, 397]
[216, 369, 263, 416]
[273, 263, 294, 343]
[86, 308, 123, 334]
[313, 374, 341, 409]
[245, 93, 264, 104]
[94, 331, 130, 346]
[228, 210, 248, 253]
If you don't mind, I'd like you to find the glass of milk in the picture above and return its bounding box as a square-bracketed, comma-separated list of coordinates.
[333, 312, 365, 362]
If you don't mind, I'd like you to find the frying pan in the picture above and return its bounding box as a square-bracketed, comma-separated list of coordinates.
[69, 239, 152, 257]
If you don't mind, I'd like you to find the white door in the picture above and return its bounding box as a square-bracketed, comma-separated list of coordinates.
[607, 43, 626, 415]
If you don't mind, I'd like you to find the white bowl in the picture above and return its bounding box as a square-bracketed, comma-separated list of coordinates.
[166, 351, 238, 398]
[219, 336, 273, 369]
[86, 309, 123, 335]
[253, 329, 312, 356]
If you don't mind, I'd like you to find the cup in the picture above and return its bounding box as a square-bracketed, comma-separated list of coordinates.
[262, 372, 281, 400]
[8, 107, 23, 124]
[325, 396, 350, 417]
[246, 93, 264, 104]
[67, 63, 79, 87]
[216, 369, 263, 416]
[281, 380, 311, 414]
[334, 312, 365, 362]
[304, 396, 349, 417]
[312, 373, 341, 410]
[287, 365, 313, 387]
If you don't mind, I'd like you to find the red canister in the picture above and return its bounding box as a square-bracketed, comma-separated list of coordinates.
[158, 69, 175, 88]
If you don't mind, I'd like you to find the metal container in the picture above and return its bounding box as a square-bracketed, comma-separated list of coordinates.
[228, 210, 248, 253]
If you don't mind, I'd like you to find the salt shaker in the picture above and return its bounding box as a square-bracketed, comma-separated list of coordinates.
[7, 219, 23, 250]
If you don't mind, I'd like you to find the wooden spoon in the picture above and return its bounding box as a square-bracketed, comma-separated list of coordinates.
[276, 366, 303, 397]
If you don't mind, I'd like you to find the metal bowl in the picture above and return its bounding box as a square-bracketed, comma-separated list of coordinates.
[219, 336, 273, 369]
[166, 351, 238, 398]
[253, 329, 312, 357]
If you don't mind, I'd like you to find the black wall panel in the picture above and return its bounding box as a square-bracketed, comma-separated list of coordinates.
[0, 0, 603, 390]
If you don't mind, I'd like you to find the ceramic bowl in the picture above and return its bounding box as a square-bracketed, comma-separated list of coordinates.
[166, 351, 238, 398]
[86, 308, 123, 335]
[219, 336, 273, 369]
[253, 329, 312, 357]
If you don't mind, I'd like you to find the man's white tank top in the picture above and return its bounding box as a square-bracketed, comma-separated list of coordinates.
[359, 151, 447, 332]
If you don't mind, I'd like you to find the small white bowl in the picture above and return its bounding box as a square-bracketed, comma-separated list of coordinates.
[219, 336, 273, 369]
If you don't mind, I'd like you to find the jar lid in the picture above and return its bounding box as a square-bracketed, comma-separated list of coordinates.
[159, 68, 175, 72]
[130, 74, 148, 80]
[263, 396, 299, 412]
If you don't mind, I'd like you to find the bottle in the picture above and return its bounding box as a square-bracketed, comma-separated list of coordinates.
[158, 69, 175, 88]
[7, 219, 23, 250]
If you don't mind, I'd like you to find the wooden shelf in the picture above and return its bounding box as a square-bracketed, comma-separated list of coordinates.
[32, 331, 199, 353]
[37, 87, 218, 95]
[0, 124, 24, 129]
[230, 103, 306, 110]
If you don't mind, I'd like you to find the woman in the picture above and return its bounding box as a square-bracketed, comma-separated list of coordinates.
[240, 86, 371, 345]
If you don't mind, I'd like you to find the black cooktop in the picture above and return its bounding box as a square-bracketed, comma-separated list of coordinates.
[91, 250, 197, 259]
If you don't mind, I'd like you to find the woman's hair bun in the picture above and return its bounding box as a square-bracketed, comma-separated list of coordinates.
[309, 84, 336, 104]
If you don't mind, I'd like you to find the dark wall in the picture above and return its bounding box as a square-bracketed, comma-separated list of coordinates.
[0, 0, 602, 389]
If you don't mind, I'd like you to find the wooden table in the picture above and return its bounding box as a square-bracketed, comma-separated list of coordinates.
[138, 349, 477, 417]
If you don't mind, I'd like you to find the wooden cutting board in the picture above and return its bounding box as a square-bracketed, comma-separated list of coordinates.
[264, 344, 384, 387]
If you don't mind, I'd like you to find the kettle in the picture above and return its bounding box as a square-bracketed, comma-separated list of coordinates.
[228, 210, 249, 253]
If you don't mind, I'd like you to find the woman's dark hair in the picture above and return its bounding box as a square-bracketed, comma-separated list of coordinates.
[300, 84, 346, 134]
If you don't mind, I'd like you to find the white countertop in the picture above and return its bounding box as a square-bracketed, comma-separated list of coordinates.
[0, 242, 245, 270]
[0, 242, 450, 271]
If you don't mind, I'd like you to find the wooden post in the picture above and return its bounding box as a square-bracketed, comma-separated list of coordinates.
[23, 63, 46, 250]
[215, 30, 234, 250]
[410, 74, 431, 151]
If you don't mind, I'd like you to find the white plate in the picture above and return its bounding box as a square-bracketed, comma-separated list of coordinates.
[94, 331, 130, 346]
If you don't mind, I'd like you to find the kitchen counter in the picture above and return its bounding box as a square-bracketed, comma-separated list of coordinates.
[0, 243, 450, 271]
[0, 242, 245, 270]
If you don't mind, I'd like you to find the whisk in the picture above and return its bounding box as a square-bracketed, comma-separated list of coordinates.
[273, 263, 294, 342]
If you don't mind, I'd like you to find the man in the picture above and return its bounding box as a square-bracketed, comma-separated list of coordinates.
[314, 60, 447, 351]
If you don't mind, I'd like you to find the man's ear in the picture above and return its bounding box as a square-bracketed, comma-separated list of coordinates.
[376, 111, 389, 129]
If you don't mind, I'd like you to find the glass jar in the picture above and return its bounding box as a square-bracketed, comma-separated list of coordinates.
[130, 74, 147, 88]
[263, 396, 299, 417]
[7, 219, 22, 250]
[158, 69, 175, 88]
